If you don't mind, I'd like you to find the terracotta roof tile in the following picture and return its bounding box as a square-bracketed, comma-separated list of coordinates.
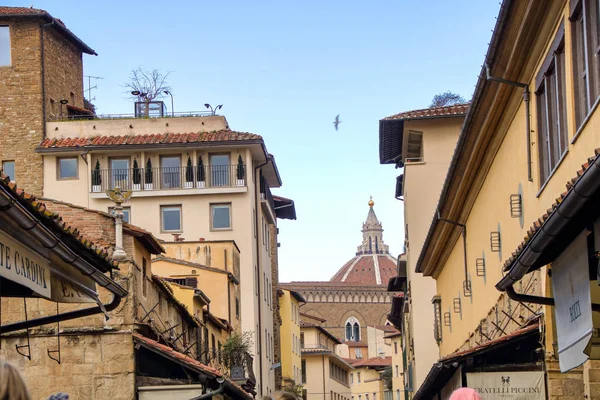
[330, 254, 397, 286]
[503, 150, 600, 271]
[352, 356, 393, 368]
[383, 103, 470, 121]
[0, 177, 117, 270]
[38, 130, 262, 150]
[132, 333, 252, 399]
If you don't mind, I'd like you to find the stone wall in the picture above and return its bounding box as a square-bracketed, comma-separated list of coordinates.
[0, 17, 84, 196]
[0, 18, 44, 194]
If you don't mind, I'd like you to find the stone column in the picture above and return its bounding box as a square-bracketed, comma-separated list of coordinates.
[106, 187, 132, 261]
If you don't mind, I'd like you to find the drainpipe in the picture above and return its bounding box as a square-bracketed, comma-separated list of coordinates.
[322, 354, 326, 400]
[436, 210, 469, 286]
[254, 156, 270, 395]
[485, 64, 532, 182]
[190, 377, 225, 400]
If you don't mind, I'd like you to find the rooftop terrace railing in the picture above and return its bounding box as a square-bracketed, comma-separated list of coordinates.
[49, 110, 217, 121]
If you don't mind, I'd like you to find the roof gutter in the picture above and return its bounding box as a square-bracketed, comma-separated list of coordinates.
[0, 184, 127, 298]
[416, 0, 512, 275]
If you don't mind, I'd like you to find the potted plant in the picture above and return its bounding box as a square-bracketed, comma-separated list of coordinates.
[222, 331, 253, 381]
[197, 155, 206, 188]
[132, 159, 141, 190]
[236, 155, 245, 186]
[185, 156, 194, 188]
[144, 158, 153, 190]
[92, 160, 102, 192]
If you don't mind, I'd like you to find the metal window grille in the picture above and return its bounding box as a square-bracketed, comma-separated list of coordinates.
[510, 194, 522, 218]
[432, 297, 442, 343]
[443, 312, 451, 328]
[476, 258, 486, 277]
[453, 297, 461, 314]
[463, 280, 472, 297]
[490, 232, 501, 252]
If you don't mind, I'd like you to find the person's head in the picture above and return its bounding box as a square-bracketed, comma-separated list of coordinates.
[262, 391, 298, 400]
[0, 359, 31, 400]
[449, 388, 481, 400]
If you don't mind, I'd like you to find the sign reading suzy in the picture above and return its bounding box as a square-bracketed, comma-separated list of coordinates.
[0, 230, 51, 299]
[466, 371, 545, 400]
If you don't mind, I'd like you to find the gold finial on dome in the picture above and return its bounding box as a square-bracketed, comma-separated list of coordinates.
[368, 196, 374, 208]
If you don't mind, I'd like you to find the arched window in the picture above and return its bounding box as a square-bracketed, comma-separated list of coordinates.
[345, 317, 361, 341]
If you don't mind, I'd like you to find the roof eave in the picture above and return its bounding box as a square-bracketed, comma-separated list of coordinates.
[36, 139, 267, 153]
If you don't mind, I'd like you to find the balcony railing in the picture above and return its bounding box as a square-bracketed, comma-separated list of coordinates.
[50, 110, 216, 121]
[226, 351, 257, 395]
[259, 175, 275, 211]
[90, 164, 246, 193]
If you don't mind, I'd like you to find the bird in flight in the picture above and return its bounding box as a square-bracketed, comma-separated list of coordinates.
[333, 114, 342, 131]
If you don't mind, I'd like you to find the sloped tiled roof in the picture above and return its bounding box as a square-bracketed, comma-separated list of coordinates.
[383, 103, 470, 121]
[133, 333, 252, 399]
[38, 130, 263, 150]
[0, 176, 116, 270]
[502, 149, 600, 271]
[352, 356, 392, 368]
[344, 341, 368, 348]
[0, 6, 48, 16]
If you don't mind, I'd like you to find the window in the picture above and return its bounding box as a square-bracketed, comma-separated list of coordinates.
[211, 334, 216, 359]
[355, 348, 363, 359]
[350, 373, 354, 384]
[110, 158, 130, 188]
[301, 360, 306, 383]
[50, 98, 56, 116]
[255, 265, 259, 295]
[357, 372, 361, 384]
[405, 130, 423, 162]
[536, 24, 567, 183]
[70, 91, 75, 105]
[2, 161, 14, 182]
[0, 26, 10, 66]
[395, 365, 399, 377]
[109, 207, 131, 223]
[58, 157, 78, 179]
[210, 154, 230, 186]
[235, 297, 240, 319]
[211, 204, 231, 230]
[394, 342, 398, 354]
[396, 390, 400, 400]
[142, 258, 147, 297]
[161, 205, 182, 232]
[572, 1, 600, 129]
[300, 333, 304, 348]
[161, 155, 181, 188]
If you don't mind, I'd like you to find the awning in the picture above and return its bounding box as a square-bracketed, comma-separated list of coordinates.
[413, 323, 540, 400]
[133, 333, 253, 399]
[273, 195, 297, 220]
[387, 256, 407, 292]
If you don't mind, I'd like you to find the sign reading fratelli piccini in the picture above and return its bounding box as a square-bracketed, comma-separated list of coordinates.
[0, 230, 51, 298]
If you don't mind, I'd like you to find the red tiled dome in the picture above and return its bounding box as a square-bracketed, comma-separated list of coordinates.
[330, 254, 397, 286]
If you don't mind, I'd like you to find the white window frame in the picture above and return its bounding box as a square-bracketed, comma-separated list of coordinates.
[161, 205, 182, 232]
[0, 26, 11, 67]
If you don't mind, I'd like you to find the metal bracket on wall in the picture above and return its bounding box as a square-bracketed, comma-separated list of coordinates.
[476, 258, 486, 277]
[490, 231, 501, 252]
[15, 298, 31, 360]
[47, 303, 61, 364]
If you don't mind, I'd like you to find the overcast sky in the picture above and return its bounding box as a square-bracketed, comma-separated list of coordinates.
[11, 0, 501, 281]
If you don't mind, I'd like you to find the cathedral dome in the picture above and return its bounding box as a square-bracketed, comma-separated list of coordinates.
[330, 198, 397, 286]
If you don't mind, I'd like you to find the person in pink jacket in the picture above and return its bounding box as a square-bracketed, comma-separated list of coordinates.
[449, 388, 482, 400]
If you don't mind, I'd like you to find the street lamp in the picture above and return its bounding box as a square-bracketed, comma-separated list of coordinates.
[204, 103, 223, 116]
[59, 99, 69, 118]
[164, 90, 174, 117]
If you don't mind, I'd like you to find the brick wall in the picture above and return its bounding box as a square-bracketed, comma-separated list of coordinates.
[0, 17, 84, 195]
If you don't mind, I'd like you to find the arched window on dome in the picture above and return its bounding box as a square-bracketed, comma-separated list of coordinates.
[345, 317, 361, 342]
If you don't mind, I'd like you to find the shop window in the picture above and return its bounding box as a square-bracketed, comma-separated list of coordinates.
[161, 205, 182, 232]
[536, 24, 567, 183]
[58, 157, 78, 179]
[572, 0, 600, 129]
[211, 203, 231, 230]
[0, 26, 10, 66]
[2, 161, 14, 182]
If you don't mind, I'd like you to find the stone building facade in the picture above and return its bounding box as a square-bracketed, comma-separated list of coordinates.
[282, 200, 396, 346]
[0, 7, 93, 194]
[0, 197, 252, 399]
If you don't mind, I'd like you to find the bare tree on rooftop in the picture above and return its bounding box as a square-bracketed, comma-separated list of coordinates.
[124, 67, 172, 103]
[429, 91, 466, 108]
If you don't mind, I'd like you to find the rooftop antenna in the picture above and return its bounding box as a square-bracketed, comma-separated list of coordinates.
[84, 75, 104, 102]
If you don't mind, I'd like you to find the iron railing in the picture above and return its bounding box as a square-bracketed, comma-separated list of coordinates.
[259, 175, 275, 211]
[227, 351, 257, 394]
[50, 110, 216, 121]
[90, 164, 246, 193]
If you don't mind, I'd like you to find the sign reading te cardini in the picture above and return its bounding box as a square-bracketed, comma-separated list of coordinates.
[466, 371, 545, 400]
[0, 230, 51, 299]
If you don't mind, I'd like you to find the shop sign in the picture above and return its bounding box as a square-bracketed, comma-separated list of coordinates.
[0, 230, 51, 298]
[466, 371, 545, 400]
[552, 231, 594, 372]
